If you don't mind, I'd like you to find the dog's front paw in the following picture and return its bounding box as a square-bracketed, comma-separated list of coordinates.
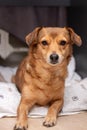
[14, 125, 27, 130]
[14, 122, 28, 130]
[43, 116, 57, 127]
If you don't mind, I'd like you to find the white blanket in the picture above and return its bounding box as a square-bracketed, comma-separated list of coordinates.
[0, 57, 87, 118]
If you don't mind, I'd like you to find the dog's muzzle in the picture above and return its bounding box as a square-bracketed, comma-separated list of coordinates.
[50, 53, 59, 64]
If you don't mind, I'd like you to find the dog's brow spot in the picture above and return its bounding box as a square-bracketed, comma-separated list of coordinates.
[50, 32, 57, 39]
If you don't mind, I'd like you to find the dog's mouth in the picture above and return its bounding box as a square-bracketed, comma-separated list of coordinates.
[50, 60, 58, 65]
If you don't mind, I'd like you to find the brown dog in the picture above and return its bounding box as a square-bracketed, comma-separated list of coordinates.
[13, 27, 82, 130]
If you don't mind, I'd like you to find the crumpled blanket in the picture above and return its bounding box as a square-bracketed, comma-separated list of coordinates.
[0, 56, 87, 118]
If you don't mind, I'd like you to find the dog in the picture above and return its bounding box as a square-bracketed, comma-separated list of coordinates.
[13, 27, 82, 130]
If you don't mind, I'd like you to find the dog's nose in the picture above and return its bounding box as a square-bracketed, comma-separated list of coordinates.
[50, 54, 59, 64]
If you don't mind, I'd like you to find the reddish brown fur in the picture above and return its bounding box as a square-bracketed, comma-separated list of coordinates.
[13, 27, 82, 130]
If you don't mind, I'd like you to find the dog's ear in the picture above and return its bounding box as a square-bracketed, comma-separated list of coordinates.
[25, 27, 42, 46]
[66, 27, 82, 46]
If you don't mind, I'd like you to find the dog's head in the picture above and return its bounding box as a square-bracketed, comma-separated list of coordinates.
[26, 27, 82, 66]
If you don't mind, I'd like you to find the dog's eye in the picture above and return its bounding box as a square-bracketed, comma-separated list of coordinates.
[41, 41, 48, 46]
[60, 40, 66, 46]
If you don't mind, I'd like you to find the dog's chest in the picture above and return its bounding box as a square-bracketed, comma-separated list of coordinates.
[33, 76, 64, 105]
[36, 84, 63, 105]
[32, 70, 62, 89]
[30, 65, 65, 105]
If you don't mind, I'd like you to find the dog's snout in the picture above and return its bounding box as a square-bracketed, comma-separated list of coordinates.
[50, 54, 59, 61]
[50, 54, 59, 64]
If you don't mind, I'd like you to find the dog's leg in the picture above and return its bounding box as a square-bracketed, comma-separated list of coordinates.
[14, 97, 35, 130]
[43, 98, 63, 127]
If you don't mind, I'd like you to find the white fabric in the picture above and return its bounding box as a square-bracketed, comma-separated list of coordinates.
[0, 56, 87, 118]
